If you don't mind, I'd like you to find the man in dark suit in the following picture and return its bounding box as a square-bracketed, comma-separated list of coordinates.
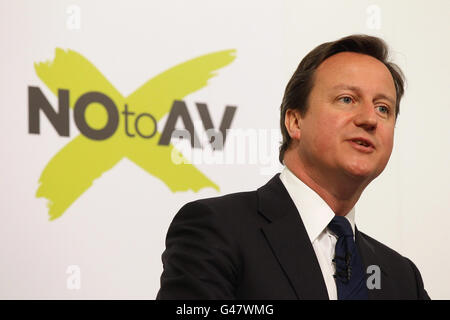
[156, 35, 430, 300]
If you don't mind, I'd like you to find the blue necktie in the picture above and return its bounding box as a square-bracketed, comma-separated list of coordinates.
[328, 216, 368, 300]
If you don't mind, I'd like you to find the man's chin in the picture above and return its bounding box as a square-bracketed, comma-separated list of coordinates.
[342, 163, 377, 181]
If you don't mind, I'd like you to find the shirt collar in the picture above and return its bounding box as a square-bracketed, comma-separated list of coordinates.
[279, 166, 356, 243]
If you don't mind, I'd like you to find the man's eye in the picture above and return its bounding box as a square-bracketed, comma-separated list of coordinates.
[339, 96, 353, 104]
[376, 106, 390, 114]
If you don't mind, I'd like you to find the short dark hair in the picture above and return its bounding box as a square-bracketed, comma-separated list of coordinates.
[279, 34, 405, 163]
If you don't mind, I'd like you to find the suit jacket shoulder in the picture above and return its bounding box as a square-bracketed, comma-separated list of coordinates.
[156, 190, 260, 299]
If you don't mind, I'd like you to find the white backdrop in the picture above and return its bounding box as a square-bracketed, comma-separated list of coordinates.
[1, 0, 449, 299]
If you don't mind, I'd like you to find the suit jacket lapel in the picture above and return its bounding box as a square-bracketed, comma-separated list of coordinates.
[257, 174, 329, 300]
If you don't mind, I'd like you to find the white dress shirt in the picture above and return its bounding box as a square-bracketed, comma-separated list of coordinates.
[279, 166, 356, 300]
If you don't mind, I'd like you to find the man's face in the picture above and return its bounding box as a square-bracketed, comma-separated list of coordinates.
[296, 51, 397, 183]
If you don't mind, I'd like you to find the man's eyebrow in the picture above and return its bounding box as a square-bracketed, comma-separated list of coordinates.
[332, 84, 396, 106]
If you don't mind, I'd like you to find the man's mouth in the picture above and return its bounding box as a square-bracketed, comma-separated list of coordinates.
[349, 137, 375, 152]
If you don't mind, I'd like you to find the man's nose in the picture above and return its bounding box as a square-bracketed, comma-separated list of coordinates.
[353, 101, 378, 131]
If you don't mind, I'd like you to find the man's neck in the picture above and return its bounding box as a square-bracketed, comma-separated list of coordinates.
[284, 153, 368, 216]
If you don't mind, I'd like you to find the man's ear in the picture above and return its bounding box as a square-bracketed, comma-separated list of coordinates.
[285, 109, 302, 140]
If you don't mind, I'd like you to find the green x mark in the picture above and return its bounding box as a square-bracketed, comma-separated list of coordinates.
[34, 48, 236, 220]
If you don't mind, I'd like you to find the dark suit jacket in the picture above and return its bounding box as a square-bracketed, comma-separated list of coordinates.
[157, 174, 430, 299]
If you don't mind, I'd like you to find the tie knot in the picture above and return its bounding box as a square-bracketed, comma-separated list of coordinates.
[328, 216, 353, 238]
